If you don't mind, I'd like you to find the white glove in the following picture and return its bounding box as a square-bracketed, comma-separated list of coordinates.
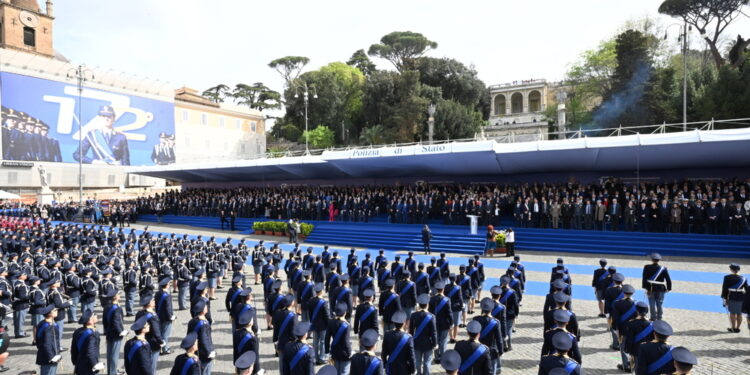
[170, 315, 176, 321]
[51, 354, 62, 363]
[208, 351, 216, 359]
[93, 362, 105, 371]
[120, 330, 129, 337]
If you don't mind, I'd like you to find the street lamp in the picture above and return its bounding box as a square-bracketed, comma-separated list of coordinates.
[427, 103, 436, 144]
[665, 22, 690, 132]
[293, 82, 317, 154]
[66, 65, 95, 211]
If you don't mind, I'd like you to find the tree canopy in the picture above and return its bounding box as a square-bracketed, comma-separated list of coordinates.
[368, 31, 438, 72]
[268, 56, 310, 88]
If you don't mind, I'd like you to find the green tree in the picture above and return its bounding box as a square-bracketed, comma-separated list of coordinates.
[368, 31, 438, 72]
[362, 70, 428, 142]
[284, 62, 365, 144]
[415, 57, 490, 118]
[202, 84, 231, 103]
[694, 62, 750, 121]
[566, 39, 617, 104]
[659, 0, 749, 68]
[431, 99, 484, 140]
[268, 56, 310, 88]
[347, 49, 377, 76]
[300, 125, 336, 149]
[358, 124, 387, 145]
[231, 83, 282, 111]
[280, 123, 302, 141]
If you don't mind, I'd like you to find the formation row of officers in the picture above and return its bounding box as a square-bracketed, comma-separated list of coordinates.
[0, 221, 703, 375]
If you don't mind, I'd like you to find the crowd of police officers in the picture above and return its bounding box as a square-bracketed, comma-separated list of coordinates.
[0, 218, 737, 375]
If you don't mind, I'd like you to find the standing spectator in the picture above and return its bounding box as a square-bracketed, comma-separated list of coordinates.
[609, 198, 621, 231]
[504, 229, 515, 257]
[422, 225, 433, 255]
[670, 203, 682, 233]
[550, 200, 561, 229]
[595, 200, 606, 231]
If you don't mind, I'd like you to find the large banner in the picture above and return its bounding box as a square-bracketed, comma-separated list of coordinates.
[0, 71, 176, 166]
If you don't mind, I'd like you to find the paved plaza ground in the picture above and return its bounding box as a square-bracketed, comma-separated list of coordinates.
[6, 222, 749, 375]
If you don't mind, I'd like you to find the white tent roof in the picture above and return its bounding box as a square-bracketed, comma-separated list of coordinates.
[0, 190, 21, 199]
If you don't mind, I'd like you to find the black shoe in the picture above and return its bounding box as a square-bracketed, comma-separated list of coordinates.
[505, 345, 512, 351]
[617, 364, 631, 372]
[512, 329, 516, 333]
[467, 311, 474, 315]
[610, 345, 620, 351]
[60, 348, 68, 352]
[0, 365, 9, 372]
[735, 328, 741, 333]
[459, 324, 466, 328]
[728, 328, 736, 332]
[598, 313, 606, 318]
[14, 334, 26, 339]
[449, 339, 456, 344]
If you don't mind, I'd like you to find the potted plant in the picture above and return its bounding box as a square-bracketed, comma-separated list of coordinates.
[299, 223, 314, 239]
[252, 222, 265, 235]
[273, 221, 285, 236]
[493, 231, 507, 256]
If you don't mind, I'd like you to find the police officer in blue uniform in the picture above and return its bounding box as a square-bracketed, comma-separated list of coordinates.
[642, 253, 672, 321]
[592, 258, 610, 317]
[538, 331, 581, 375]
[155, 277, 175, 355]
[102, 289, 127, 375]
[354, 288, 379, 338]
[721, 263, 746, 333]
[233, 307, 260, 375]
[273, 294, 296, 361]
[498, 276, 519, 351]
[473, 298, 504, 375]
[124, 316, 153, 375]
[71, 309, 103, 375]
[543, 293, 578, 336]
[282, 321, 315, 375]
[635, 320, 675, 375]
[169, 332, 201, 375]
[327, 302, 352, 374]
[453, 320, 490, 375]
[410, 294, 437, 375]
[541, 310, 581, 365]
[604, 273, 626, 350]
[429, 281, 453, 363]
[621, 301, 651, 372]
[379, 279, 401, 332]
[308, 283, 330, 365]
[350, 329, 383, 375]
[439, 350, 460, 375]
[188, 297, 215, 375]
[611, 284, 637, 371]
[36, 304, 62, 375]
[382, 310, 416, 375]
[135, 294, 164, 374]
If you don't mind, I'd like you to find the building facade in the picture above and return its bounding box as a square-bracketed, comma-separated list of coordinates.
[174, 87, 265, 164]
[485, 79, 565, 141]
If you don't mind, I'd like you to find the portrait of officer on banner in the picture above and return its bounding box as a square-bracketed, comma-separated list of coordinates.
[73, 105, 131, 165]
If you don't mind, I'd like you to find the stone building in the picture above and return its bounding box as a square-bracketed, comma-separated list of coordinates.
[485, 79, 567, 141]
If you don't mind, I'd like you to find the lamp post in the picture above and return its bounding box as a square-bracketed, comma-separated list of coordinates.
[66, 65, 94, 210]
[665, 22, 690, 131]
[293, 82, 317, 154]
[427, 103, 436, 144]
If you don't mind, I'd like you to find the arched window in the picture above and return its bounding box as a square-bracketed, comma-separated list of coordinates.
[529, 90, 542, 112]
[493, 95, 506, 115]
[23, 27, 35, 47]
[511, 92, 523, 114]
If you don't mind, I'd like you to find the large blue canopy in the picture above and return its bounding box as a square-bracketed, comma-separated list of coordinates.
[127, 128, 750, 182]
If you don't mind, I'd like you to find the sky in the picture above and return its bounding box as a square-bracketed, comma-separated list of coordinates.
[51, 0, 746, 124]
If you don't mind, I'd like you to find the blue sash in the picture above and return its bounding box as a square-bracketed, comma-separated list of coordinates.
[36, 321, 50, 341]
[311, 299, 325, 323]
[364, 357, 382, 375]
[379, 270, 390, 283]
[400, 282, 414, 295]
[237, 332, 253, 352]
[289, 345, 310, 369]
[301, 283, 312, 300]
[271, 295, 284, 311]
[279, 312, 295, 337]
[383, 294, 397, 309]
[649, 266, 665, 281]
[180, 357, 196, 375]
[239, 304, 252, 321]
[732, 277, 746, 289]
[413, 314, 433, 339]
[314, 264, 323, 275]
[230, 289, 242, 305]
[350, 267, 360, 278]
[77, 328, 93, 351]
[193, 320, 205, 333]
[500, 290, 514, 304]
[459, 276, 469, 286]
[106, 304, 118, 323]
[440, 261, 448, 270]
[563, 359, 578, 374]
[336, 287, 351, 302]
[448, 286, 460, 298]
[510, 279, 519, 288]
[328, 274, 339, 287]
[618, 303, 637, 323]
[416, 273, 426, 284]
[127, 340, 145, 362]
[480, 319, 498, 339]
[611, 291, 624, 308]
[597, 270, 609, 282]
[158, 292, 169, 312]
[393, 264, 402, 276]
[491, 304, 504, 318]
[633, 323, 653, 343]
[331, 322, 349, 347]
[467, 268, 476, 276]
[646, 346, 674, 374]
[435, 297, 449, 315]
[430, 268, 440, 279]
[361, 277, 373, 291]
[265, 277, 274, 290]
[458, 345, 487, 373]
[360, 306, 376, 323]
[387, 333, 410, 364]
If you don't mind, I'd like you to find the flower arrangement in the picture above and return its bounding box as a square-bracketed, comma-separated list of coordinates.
[252, 221, 315, 237]
[494, 231, 506, 248]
